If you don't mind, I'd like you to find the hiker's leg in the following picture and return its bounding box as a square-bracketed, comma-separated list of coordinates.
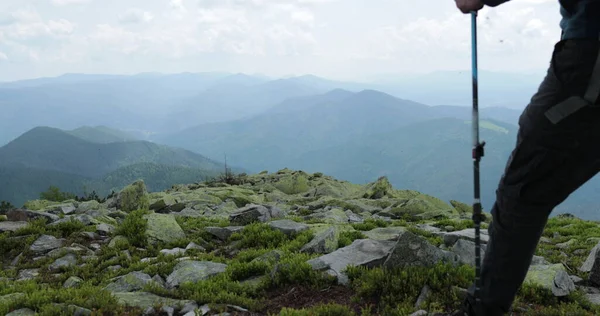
[470, 39, 600, 315]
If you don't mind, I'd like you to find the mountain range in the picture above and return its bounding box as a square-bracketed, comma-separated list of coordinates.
[0, 126, 231, 206]
[2, 71, 599, 219]
[0, 71, 537, 146]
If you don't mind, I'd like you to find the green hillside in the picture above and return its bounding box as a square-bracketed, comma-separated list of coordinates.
[0, 126, 226, 178]
[1, 171, 599, 315]
[162, 90, 446, 172]
[92, 162, 221, 195]
[0, 164, 90, 206]
[0, 127, 234, 207]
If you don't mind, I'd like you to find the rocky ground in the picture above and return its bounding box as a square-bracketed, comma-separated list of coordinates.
[2, 169, 600, 315]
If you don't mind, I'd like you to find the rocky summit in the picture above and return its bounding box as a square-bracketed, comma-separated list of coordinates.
[2, 170, 600, 315]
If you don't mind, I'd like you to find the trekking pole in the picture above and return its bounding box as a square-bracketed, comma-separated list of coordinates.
[470, 10, 485, 313]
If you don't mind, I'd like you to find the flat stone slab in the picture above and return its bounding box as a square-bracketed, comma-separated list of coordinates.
[0, 221, 28, 232]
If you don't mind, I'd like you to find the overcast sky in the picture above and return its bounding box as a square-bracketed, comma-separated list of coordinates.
[0, 0, 561, 82]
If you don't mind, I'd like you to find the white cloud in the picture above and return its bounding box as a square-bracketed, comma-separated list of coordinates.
[51, 0, 91, 6]
[0, 0, 563, 81]
[118, 9, 155, 24]
[48, 19, 75, 34]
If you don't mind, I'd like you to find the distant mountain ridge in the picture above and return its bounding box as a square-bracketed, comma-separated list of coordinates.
[67, 126, 139, 143]
[158, 89, 521, 171]
[0, 126, 234, 206]
[0, 71, 531, 146]
[156, 89, 600, 219]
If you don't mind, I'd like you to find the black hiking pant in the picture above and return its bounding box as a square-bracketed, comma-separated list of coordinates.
[468, 38, 600, 315]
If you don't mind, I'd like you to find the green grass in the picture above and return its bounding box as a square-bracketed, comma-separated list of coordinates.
[346, 263, 474, 314]
[351, 218, 390, 232]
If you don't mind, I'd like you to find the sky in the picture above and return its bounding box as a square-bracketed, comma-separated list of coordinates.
[0, 0, 561, 82]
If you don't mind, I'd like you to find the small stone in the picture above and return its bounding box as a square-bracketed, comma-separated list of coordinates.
[49, 253, 78, 272]
[0, 221, 28, 232]
[185, 242, 205, 252]
[166, 260, 227, 289]
[89, 243, 102, 251]
[553, 232, 561, 238]
[540, 237, 552, 244]
[586, 294, 600, 305]
[17, 269, 40, 281]
[409, 311, 428, 316]
[205, 226, 244, 241]
[152, 275, 166, 288]
[30, 235, 65, 254]
[181, 302, 202, 315]
[79, 231, 101, 240]
[556, 239, 576, 249]
[64, 276, 84, 288]
[268, 219, 310, 236]
[11, 253, 23, 266]
[160, 248, 186, 256]
[6, 308, 36, 316]
[96, 223, 115, 236]
[300, 226, 339, 254]
[570, 275, 584, 284]
[161, 306, 175, 316]
[7, 209, 59, 222]
[414, 285, 431, 309]
[345, 210, 363, 223]
[106, 265, 122, 272]
[229, 204, 272, 225]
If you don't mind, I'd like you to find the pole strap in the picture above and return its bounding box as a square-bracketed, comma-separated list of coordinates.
[545, 36, 600, 124]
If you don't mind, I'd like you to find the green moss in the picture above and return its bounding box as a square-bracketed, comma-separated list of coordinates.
[230, 223, 289, 249]
[279, 303, 357, 316]
[351, 218, 390, 231]
[0, 281, 133, 316]
[345, 263, 474, 314]
[275, 175, 311, 195]
[433, 219, 474, 232]
[23, 199, 54, 211]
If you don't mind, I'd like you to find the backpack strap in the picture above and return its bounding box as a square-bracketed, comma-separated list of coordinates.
[545, 37, 600, 124]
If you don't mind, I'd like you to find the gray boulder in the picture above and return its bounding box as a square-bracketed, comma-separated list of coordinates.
[384, 231, 459, 268]
[268, 220, 309, 236]
[307, 239, 397, 285]
[166, 260, 227, 289]
[30, 235, 65, 254]
[300, 226, 339, 254]
[229, 204, 274, 225]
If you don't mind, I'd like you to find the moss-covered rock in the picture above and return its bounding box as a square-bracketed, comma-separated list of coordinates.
[165, 260, 228, 289]
[301, 226, 339, 254]
[524, 264, 575, 296]
[360, 176, 394, 199]
[364, 227, 407, 241]
[23, 199, 55, 211]
[144, 213, 185, 244]
[117, 180, 150, 213]
[386, 195, 457, 221]
[112, 292, 194, 310]
[308, 208, 349, 224]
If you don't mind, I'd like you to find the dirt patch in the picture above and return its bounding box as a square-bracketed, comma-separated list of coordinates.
[261, 285, 376, 315]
